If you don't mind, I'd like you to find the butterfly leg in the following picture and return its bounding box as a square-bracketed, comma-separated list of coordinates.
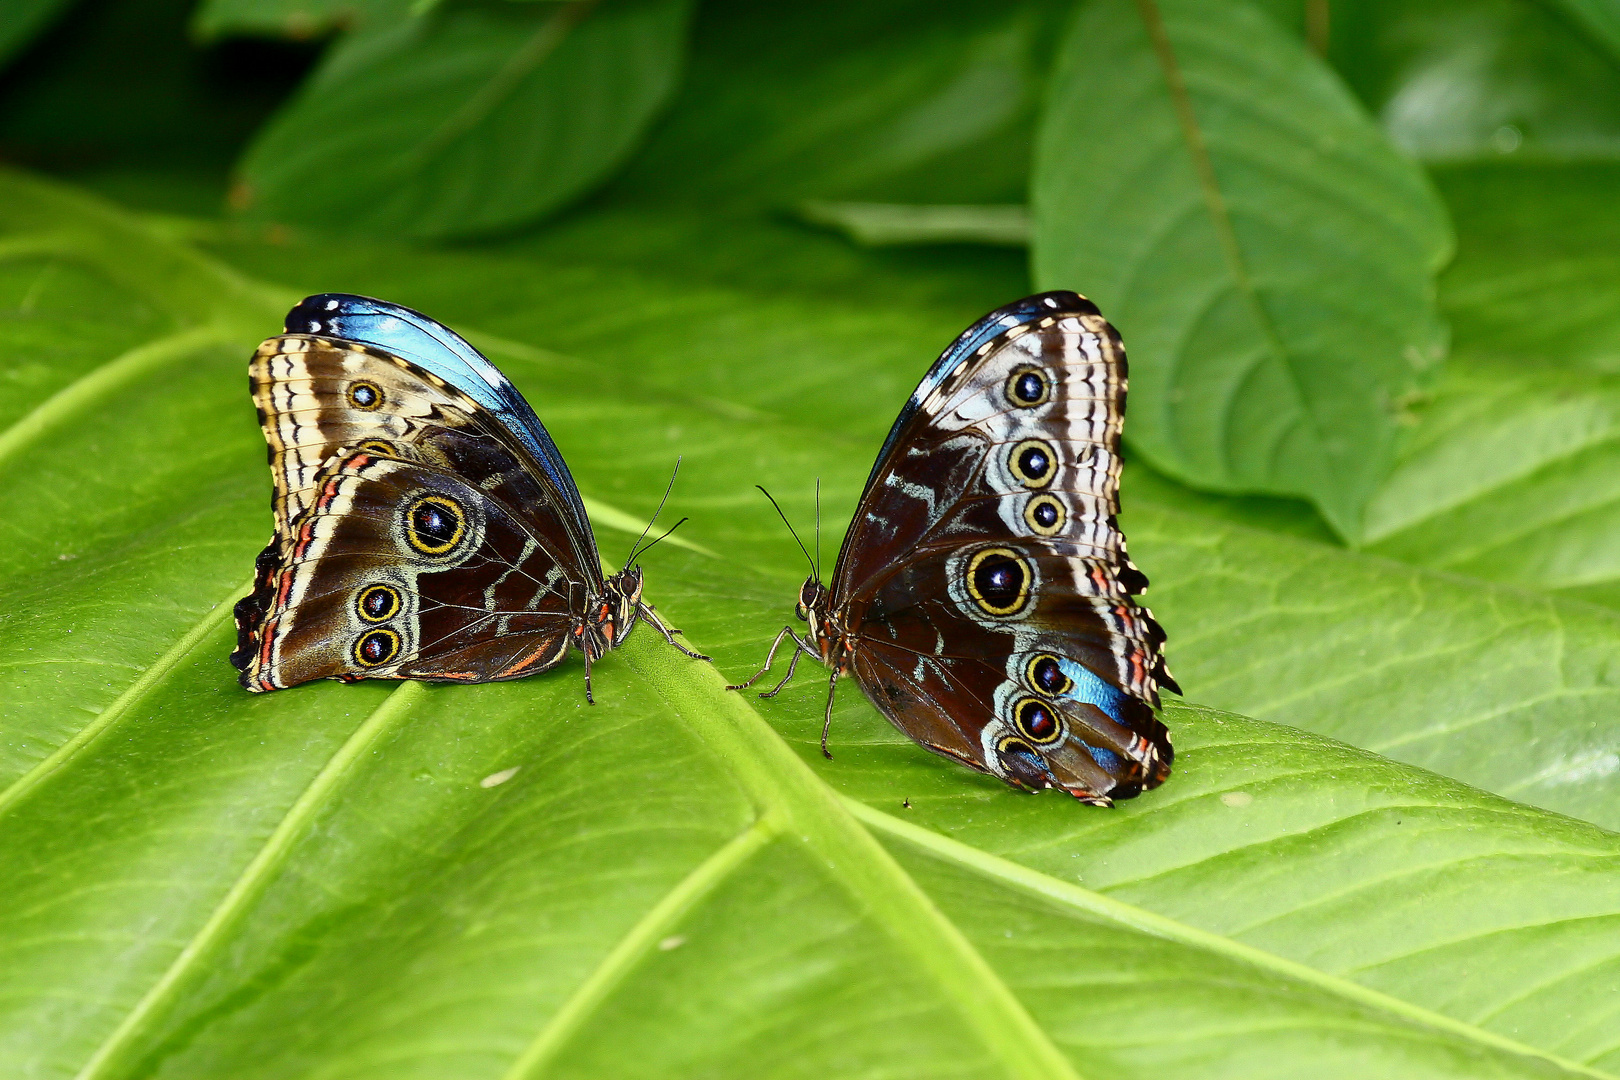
[583, 647, 595, 706]
[638, 602, 711, 662]
[726, 626, 812, 691]
[820, 667, 839, 759]
[758, 646, 804, 698]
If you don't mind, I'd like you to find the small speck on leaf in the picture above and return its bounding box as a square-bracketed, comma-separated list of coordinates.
[658, 935, 685, 951]
[480, 766, 520, 789]
[1221, 791, 1253, 807]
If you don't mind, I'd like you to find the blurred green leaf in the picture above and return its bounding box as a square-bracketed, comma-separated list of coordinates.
[1551, 0, 1620, 62]
[9, 168, 1620, 1079]
[613, 0, 1059, 208]
[235, 0, 690, 239]
[1330, 0, 1620, 161]
[193, 0, 415, 40]
[0, 0, 75, 67]
[1032, 0, 1453, 541]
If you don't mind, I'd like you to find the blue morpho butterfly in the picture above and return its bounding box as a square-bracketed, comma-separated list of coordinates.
[731, 292, 1177, 805]
[231, 293, 707, 698]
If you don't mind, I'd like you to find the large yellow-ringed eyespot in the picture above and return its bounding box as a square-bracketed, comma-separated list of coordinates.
[1013, 695, 1063, 745]
[1025, 654, 1073, 697]
[355, 439, 397, 458]
[353, 627, 401, 667]
[1023, 494, 1066, 536]
[965, 546, 1032, 617]
[405, 494, 465, 556]
[1005, 365, 1050, 407]
[347, 381, 383, 410]
[1008, 439, 1056, 488]
[356, 583, 402, 623]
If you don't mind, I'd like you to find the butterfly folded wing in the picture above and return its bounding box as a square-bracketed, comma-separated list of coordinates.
[828, 291, 1174, 803]
[234, 452, 580, 690]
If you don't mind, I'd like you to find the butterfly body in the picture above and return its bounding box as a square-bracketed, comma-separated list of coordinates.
[232, 294, 700, 698]
[736, 292, 1175, 806]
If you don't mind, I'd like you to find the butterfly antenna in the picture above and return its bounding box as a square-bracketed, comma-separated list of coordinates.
[626, 456, 682, 566]
[814, 476, 823, 580]
[757, 485, 817, 579]
[634, 517, 690, 558]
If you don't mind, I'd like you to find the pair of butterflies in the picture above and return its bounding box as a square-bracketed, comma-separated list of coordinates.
[233, 292, 1176, 805]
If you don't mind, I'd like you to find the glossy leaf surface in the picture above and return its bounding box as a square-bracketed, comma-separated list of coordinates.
[6, 168, 1620, 1079]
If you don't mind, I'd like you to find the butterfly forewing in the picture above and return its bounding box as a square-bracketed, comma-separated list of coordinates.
[829, 292, 1173, 804]
[248, 335, 596, 578]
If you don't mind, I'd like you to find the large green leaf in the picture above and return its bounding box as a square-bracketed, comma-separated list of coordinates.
[1032, 0, 1452, 542]
[7, 169, 1620, 1077]
[234, 0, 690, 239]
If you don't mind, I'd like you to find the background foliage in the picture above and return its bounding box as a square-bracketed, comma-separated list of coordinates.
[3, 0, 1620, 1076]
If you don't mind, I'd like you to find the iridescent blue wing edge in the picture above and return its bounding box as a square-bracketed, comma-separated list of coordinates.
[285, 293, 594, 546]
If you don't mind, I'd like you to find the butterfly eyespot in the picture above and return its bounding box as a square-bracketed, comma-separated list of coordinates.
[356, 583, 401, 623]
[1005, 366, 1050, 407]
[1026, 654, 1073, 697]
[355, 439, 397, 458]
[347, 381, 383, 410]
[1023, 494, 1066, 536]
[353, 627, 401, 667]
[1013, 696, 1063, 746]
[965, 546, 1032, 617]
[404, 494, 466, 556]
[1008, 439, 1055, 488]
[993, 735, 1051, 789]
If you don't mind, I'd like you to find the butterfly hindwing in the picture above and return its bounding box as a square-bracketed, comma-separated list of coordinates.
[827, 291, 1174, 804]
[239, 452, 579, 690]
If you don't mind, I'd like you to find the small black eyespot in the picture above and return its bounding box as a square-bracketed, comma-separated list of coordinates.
[1033, 501, 1059, 528]
[1029, 655, 1071, 696]
[1018, 445, 1050, 479]
[348, 381, 382, 410]
[1016, 697, 1060, 743]
[357, 584, 401, 622]
[353, 628, 400, 667]
[1007, 368, 1049, 406]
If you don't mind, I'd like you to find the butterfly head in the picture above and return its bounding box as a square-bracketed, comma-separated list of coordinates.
[795, 577, 828, 622]
[587, 566, 645, 657]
